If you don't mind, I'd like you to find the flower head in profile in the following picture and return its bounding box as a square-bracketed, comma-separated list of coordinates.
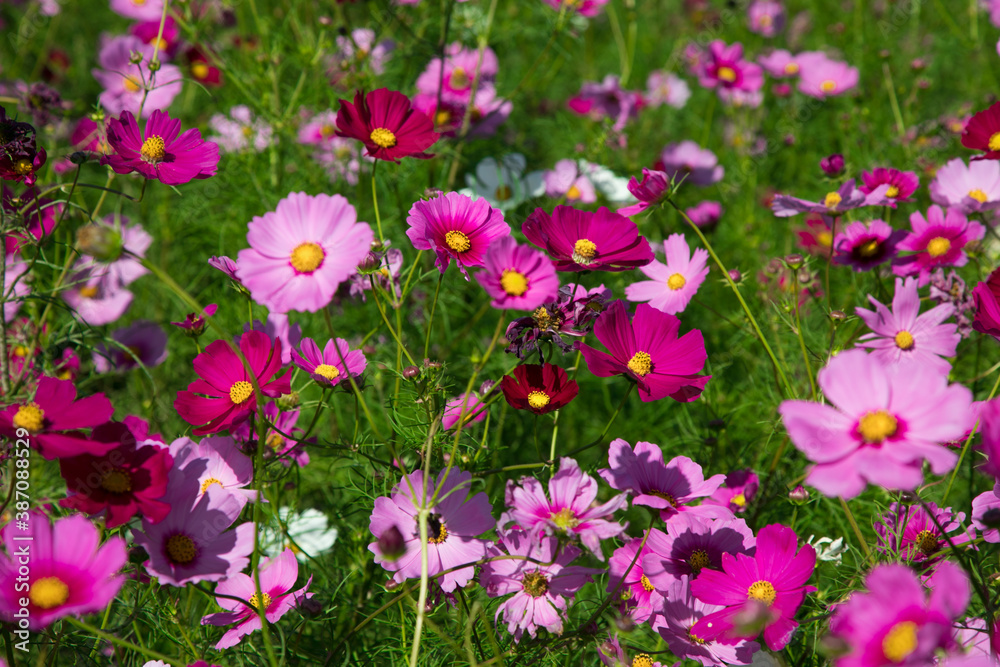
[567, 75, 641, 132]
[475, 236, 559, 310]
[859, 167, 919, 206]
[625, 233, 709, 315]
[832, 220, 907, 272]
[961, 101, 1000, 160]
[523, 206, 654, 272]
[499, 363, 578, 415]
[442, 392, 488, 430]
[691, 524, 816, 651]
[406, 191, 510, 278]
[779, 349, 972, 498]
[335, 88, 439, 161]
[236, 192, 374, 313]
[618, 168, 670, 218]
[874, 502, 968, 566]
[796, 51, 859, 98]
[893, 205, 984, 286]
[368, 468, 493, 591]
[930, 158, 1000, 213]
[291, 337, 367, 388]
[102, 110, 220, 185]
[772, 179, 871, 217]
[643, 514, 756, 589]
[599, 633, 668, 667]
[607, 538, 662, 623]
[580, 301, 710, 403]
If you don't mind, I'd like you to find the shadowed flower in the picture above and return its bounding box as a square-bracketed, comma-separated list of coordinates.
[643, 514, 756, 589]
[414, 42, 498, 104]
[543, 159, 597, 203]
[335, 88, 439, 161]
[523, 206, 654, 272]
[874, 502, 968, 566]
[500, 363, 578, 415]
[702, 469, 759, 514]
[93, 320, 169, 372]
[168, 435, 258, 512]
[832, 220, 907, 272]
[626, 234, 709, 315]
[460, 154, 545, 210]
[859, 167, 919, 206]
[103, 110, 220, 185]
[406, 191, 510, 278]
[772, 179, 872, 217]
[660, 141, 724, 186]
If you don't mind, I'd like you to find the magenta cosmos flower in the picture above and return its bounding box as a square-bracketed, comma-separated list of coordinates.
[859, 167, 919, 206]
[523, 205, 653, 272]
[236, 192, 374, 312]
[698, 41, 764, 94]
[874, 501, 967, 566]
[703, 469, 759, 514]
[856, 276, 959, 374]
[779, 349, 972, 498]
[475, 236, 559, 310]
[201, 548, 312, 650]
[660, 141, 725, 186]
[796, 51, 859, 98]
[618, 168, 670, 217]
[335, 88, 440, 161]
[541, 0, 609, 17]
[102, 110, 220, 185]
[368, 468, 493, 591]
[626, 233, 709, 315]
[292, 337, 367, 388]
[608, 537, 661, 623]
[0, 511, 126, 629]
[832, 220, 907, 272]
[442, 392, 488, 430]
[566, 75, 640, 132]
[643, 514, 756, 589]
[893, 205, 984, 286]
[691, 524, 816, 651]
[0, 376, 116, 459]
[828, 562, 970, 667]
[580, 300, 710, 403]
[480, 530, 599, 641]
[499, 363, 579, 415]
[973, 267, 1000, 341]
[406, 191, 510, 278]
[599, 438, 730, 521]
[961, 101, 1000, 160]
[500, 457, 626, 560]
[930, 158, 1000, 213]
[174, 330, 292, 436]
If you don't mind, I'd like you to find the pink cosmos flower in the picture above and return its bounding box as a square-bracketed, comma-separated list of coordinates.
[201, 548, 312, 650]
[930, 158, 1000, 213]
[698, 41, 764, 94]
[405, 191, 510, 278]
[893, 205, 984, 286]
[859, 167, 919, 206]
[103, 110, 220, 185]
[414, 42, 498, 104]
[608, 537, 662, 623]
[168, 435, 258, 511]
[796, 51, 859, 98]
[475, 236, 560, 311]
[543, 159, 597, 203]
[329, 28, 393, 80]
[599, 634, 667, 667]
[239, 315, 302, 366]
[412, 85, 513, 138]
[368, 468, 493, 591]
[208, 105, 274, 153]
[174, 330, 292, 436]
[856, 276, 959, 373]
[832, 219, 908, 272]
[652, 576, 760, 666]
[442, 392, 488, 430]
[3, 256, 29, 322]
[74, 215, 152, 288]
[703, 469, 759, 514]
[93, 320, 169, 372]
[314, 137, 364, 185]
[480, 530, 600, 641]
[874, 501, 968, 565]
[687, 200, 724, 228]
[61, 265, 133, 326]
[541, 0, 609, 16]
[660, 141, 725, 186]
[625, 233, 709, 315]
[292, 337, 367, 388]
[500, 457, 627, 560]
[0, 511, 126, 629]
[691, 524, 816, 651]
[758, 50, 801, 78]
[236, 192, 374, 312]
[748, 0, 785, 37]
[92, 35, 182, 117]
[828, 562, 970, 667]
[0, 376, 116, 459]
[645, 71, 691, 108]
[973, 267, 1000, 341]
[579, 300, 710, 403]
[110, 0, 164, 20]
[567, 75, 640, 132]
[778, 349, 972, 498]
[772, 179, 873, 217]
[972, 484, 1000, 543]
[643, 514, 756, 589]
[618, 168, 670, 218]
[523, 206, 654, 272]
[297, 110, 340, 146]
[599, 439, 730, 521]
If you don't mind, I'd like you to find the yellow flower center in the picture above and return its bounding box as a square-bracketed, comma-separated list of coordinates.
[551, 507, 580, 531]
[140, 135, 166, 162]
[101, 469, 132, 494]
[633, 655, 654, 667]
[969, 189, 989, 203]
[369, 127, 396, 148]
[823, 192, 842, 209]
[731, 493, 747, 507]
[688, 549, 711, 573]
[882, 621, 919, 663]
[241, 125, 254, 138]
[249, 591, 273, 609]
[522, 571, 549, 598]
[79, 285, 99, 299]
[445, 230, 471, 253]
[990, 132, 1000, 152]
[885, 185, 900, 198]
[14, 159, 33, 175]
[500, 269, 529, 296]
[820, 80, 837, 93]
[894, 330, 915, 350]
[858, 410, 898, 443]
[314, 364, 341, 381]
[427, 514, 448, 544]
[650, 491, 676, 506]
[200, 477, 223, 493]
[191, 62, 210, 80]
[817, 231, 833, 248]
[688, 626, 707, 645]
[449, 67, 469, 89]
[165, 534, 198, 565]
[572, 238, 598, 264]
[627, 351, 652, 377]
[290, 242, 325, 273]
[717, 66, 737, 82]
[667, 273, 687, 290]
[229, 381, 254, 405]
[567, 185, 582, 200]
[266, 432, 284, 450]
[926, 237, 951, 258]
[857, 239, 880, 258]
[915, 529, 939, 556]
[29, 577, 69, 609]
[527, 391, 550, 410]
[784, 62, 799, 75]
[12, 403, 44, 434]
[434, 110, 451, 127]
[123, 75, 142, 93]
[640, 575, 655, 593]
[747, 580, 776, 606]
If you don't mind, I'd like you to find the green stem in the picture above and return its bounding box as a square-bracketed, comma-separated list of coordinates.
[63, 617, 185, 666]
[944, 368, 1000, 502]
[567, 384, 634, 457]
[371, 160, 384, 243]
[424, 272, 445, 359]
[793, 279, 818, 401]
[839, 496, 871, 560]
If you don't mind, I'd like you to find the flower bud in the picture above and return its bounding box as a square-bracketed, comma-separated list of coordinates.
[829, 310, 846, 322]
[277, 391, 300, 410]
[76, 223, 123, 262]
[402, 365, 420, 380]
[299, 597, 323, 617]
[982, 509, 1000, 529]
[70, 150, 88, 165]
[820, 153, 845, 177]
[148, 58, 161, 72]
[377, 525, 406, 561]
[128, 50, 145, 65]
[789, 485, 810, 504]
[728, 269, 742, 282]
[784, 253, 804, 270]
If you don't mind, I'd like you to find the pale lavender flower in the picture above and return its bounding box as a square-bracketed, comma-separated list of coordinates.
[93, 320, 168, 372]
[645, 71, 691, 108]
[209, 105, 274, 153]
[543, 159, 597, 203]
[660, 141, 724, 186]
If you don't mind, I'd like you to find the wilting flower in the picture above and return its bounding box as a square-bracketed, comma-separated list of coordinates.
[607, 538, 661, 623]
[475, 236, 559, 310]
[0, 108, 46, 186]
[691, 524, 816, 651]
[523, 206, 654, 272]
[643, 514, 756, 589]
[103, 110, 220, 185]
[460, 154, 545, 210]
[626, 233, 709, 315]
[832, 220, 907, 272]
[893, 205, 984, 286]
[335, 88, 439, 161]
[779, 349, 972, 498]
[961, 101, 1000, 160]
[208, 106, 274, 153]
[91, 35, 183, 117]
[703, 469, 759, 514]
[93, 320, 169, 372]
[368, 468, 493, 591]
[772, 179, 871, 217]
[874, 502, 968, 565]
[500, 363, 579, 415]
[236, 192, 374, 312]
[796, 51, 859, 98]
[930, 158, 1000, 213]
[406, 191, 509, 278]
[580, 301, 710, 403]
[504, 283, 613, 358]
[645, 71, 691, 108]
[567, 75, 641, 132]
[442, 392, 488, 431]
[859, 167, 919, 206]
[660, 141, 724, 186]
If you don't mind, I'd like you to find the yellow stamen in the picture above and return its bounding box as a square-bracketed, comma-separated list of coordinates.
[12, 403, 44, 434]
[823, 192, 842, 210]
[14, 159, 33, 176]
[551, 507, 579, 531]
[79, 285, 99, 299]
[521, 571, 549, 598]
[123, 76, 142, 93]
[969, 189, 989, 203]
[369, 127, 396, 148]
[731, 493, 747, 508]
[640, 575, 655, 593]
[926, 237, 951, 258]
[858, 410, 898, 443]
[667, 273, 687, 290]
[990, 132, 1000, 152]
[314, 364, 341, 381]
[716, 66, 737, 83]
[200, 477, 223, 493]
[29, 577, 69, 609]
[894, 331, 914, 350]
[747, 580, 776, 606]
[191, 62, 210, 80]
[882, 621, 918, 663]
[229, 381, 253, 405]
[500, 269, 529, 296]
[527, 391, 550, 410]
[249, 592, 273, 609]
[817, 231, 833, 248]
[140, 135, 166, 163]
[857, 239, 880, 258]
[290, 242, 325, 273]
[820, 80, 837, 93]
[689, 549, 711, 572]
[572, 239, 597, 264]
[627, 351, 652, 377]
[434, 110, 451, 127]
[885, 185, 900, 198]
[445, 230, 471, 253]
[449, 67, 469, 89]
[915, 529, 939, 556]
[632, 655, 654, 667]
[428, 514, 448, 543]
[567, 185, 582, 200]
[784, 62, 799, 75]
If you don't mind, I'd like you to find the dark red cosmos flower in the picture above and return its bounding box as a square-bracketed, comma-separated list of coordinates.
[962, 101, 1000, 160]
[0, 377, 117, 459]
[500, 364, 579, 415]
[102, 109, 220, 186]
[59, 423, 173, 528]
[185, 47, 222, 87]
[0, 107, 46, 186]
[335, 88, 440, 162]
[523, 205, 654, 272]
[973, 267, 1000, 341]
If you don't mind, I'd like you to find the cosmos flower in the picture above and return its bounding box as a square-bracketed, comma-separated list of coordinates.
[645, 70, 691, 108]
[130, 16, 181, 59]
[874, 502, 968, 566]
[893, 205, 984, 286]
[779, 349, 972, 498]
[607, 537, 661, 622]
[406, 191, 509, 278]
[460, 154, 545, 210]
[413, 84, 513, 138]
[567, 75, 641, 132]
[579, 301, 710, 403]
[771, 179, 872, 217]
[543, 159, 597, 203]
[442, 392, 488, 430]
[335, 88, 440, 161]
[973, 267, 1000, 341]
[172, 304, 217, 336]
[2, 185, 61, 255]
[599, 633, 668, 667]
[236, 192, 374, 313]
[291, 337, 367, 388]
[504, 282, 613, 358]
[368, 468, 493, 591]
[961, 101, 1000, 160]
[329, 28, 393, 81]
[93, 320, 169, 372]
[796, 51, 859, 98]
[702, 469, 759, 514]
[625, 233, 709, 315]
[499, 363, 579, 415]
[686, 200, 723, 229]
[859, 167, 919, 206]
[618, 168, 670, 218]
[266, 507, 338, 562]
[168, 435, 258, 512]
[0, 108, 45, 186]
[698, 41, 764, 94]
[110, 0, 164, 20]
[758, 50, 801, 78]
[475, 236, 560, 311]
[930, 158, 1000, 213]
[91, 35, 183, 117]
[208, 105, 274, 153]
[831, 219, 908, 272]
[414, 42, 498, 104]
[642, 514, 756, 589]
[103, 110, 220, 185]
[523, 206, 654, 272]
[748, 0, 785, 37]
[660, 141, 725, 186]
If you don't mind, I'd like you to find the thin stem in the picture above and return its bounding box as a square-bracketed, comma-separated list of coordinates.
[944, 368, 1000, 502]
[63, 617, 185, 666]
[424, 272, 444, 359]
[793, 278, 818, 401]
[567, 384, 634, 457]
[371, 160, 384, 243]
[839, 496, 872, 560]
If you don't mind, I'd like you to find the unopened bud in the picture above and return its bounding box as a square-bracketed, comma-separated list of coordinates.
[784, 253, 804, 269]
[299, 596, 323, 617]
[377, 526, 406, 561]
[829, 310, 846, 321]
[70, 150, 88, 165]
[819, 153, 845, 177]
[148, 58, 161, 72]
[129, 50, 144, 65]
[728, 269, 742, 282]
[128, 545, 149, 565]
[402, 365, 420, 380]
[277, 392, 300, 410]
[76, 223, 123, 262]
[789, 485, 809, 504]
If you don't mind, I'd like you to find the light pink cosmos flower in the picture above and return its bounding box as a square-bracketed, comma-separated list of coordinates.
[475, 236, 560, 311]
[62, 265, 133, 326]
[414, 42, 498, 104]
[314, 137, 364, 185]
[772, 179, 874, 217]
[874, 501, 968, 565]
[642, 514, 756, 589]
[110, 0, 164, 20]
[92, 35, 183, 118]
[796, 51, 859, 98]
[758, 50, 800, 78]
[441, 392, 488, 430]
[208, 105, 274, 153]
[855, 276, 959, 373]
[645, 71, 691, 108]
[930, 158, 1000, 213]
[168, 435, 258, 512]
[236, 192, 374, 313]
[368, 468, 493, 591]
[329, 28, 393, 81]
[405, 191, 510, 278]
[608, 537, 661, 623]
[480, 530, 600, 641]
[660, 141, 724, 186]
[291, 336, 367, 388]
[779, 349, 973, 498]
[748, 0, 785, 37]
[625, 233, 709, 315]
[893, 205, 984, 286]
[201, 548, 312, 650]
[500, 457, 627, 560]
[599, 439, 730, 522]
[3, 255, 29, 322]
[543, 159, 597, 203]
[297, 110, 339, 146]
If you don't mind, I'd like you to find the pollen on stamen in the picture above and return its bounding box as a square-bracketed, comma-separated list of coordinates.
[716, 66, 737, 83]
[894, 330, 914, 350]
[500, 269, 529, 296]
[820, 80, 837, 93]
[885, 185, 900, 198]
[445, 230, 471, 253]
[857, 410, 898, 443]
[969, 189, 989, 203]
[990, 132, 1000, 152]
[572, 238, 597, 265]
[140, 135, 166, 163]
[527, 391, 550, 410]
[926, 237, 951, 258]
[823, 192, 842, 209]
[627, 351, 652, 377]
[369, 127, 397, 148]
[667, 273, 686, 290]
